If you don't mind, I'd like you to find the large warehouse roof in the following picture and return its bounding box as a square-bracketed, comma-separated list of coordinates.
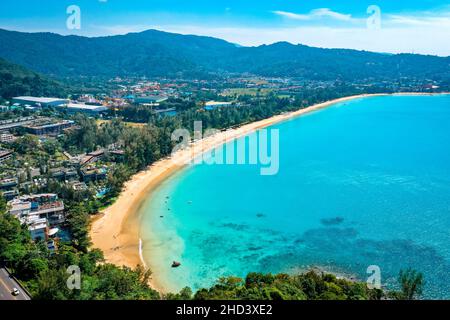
[13, 96, 68, 104]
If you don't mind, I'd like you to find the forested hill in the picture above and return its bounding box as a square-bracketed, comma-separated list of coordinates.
[0, 28, 449, 82]
[0, 57, 69, 100]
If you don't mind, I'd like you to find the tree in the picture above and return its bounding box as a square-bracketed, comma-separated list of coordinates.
[65, 204, 91, 252]
[392, 268, 424, 300]
[0, 195, 6, 213]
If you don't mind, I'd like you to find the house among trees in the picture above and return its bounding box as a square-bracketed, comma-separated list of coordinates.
[80, 166, 107, 182]
[80, 149, 105, 166]
[8, 193, 65, 241]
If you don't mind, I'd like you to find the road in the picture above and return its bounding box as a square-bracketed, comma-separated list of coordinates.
[0, 268, 31, 300]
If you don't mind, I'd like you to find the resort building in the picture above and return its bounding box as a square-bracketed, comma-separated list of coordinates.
[0, 149, 13, 163]
[8, 193, 65, 229]
[80, 166, 107, 182]
[28, 217, 48, 241]
[0, 116, 35, 133]
[22, 119, 74, 136]
[80, 149, 105, 166]
[48, 167, 79, 181]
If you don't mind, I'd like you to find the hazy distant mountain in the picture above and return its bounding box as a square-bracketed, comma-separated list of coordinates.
[0, 28, 448, 82]
[0, 57, 68, 99]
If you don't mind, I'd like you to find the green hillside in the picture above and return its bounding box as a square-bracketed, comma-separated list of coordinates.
[0, 57, 69, 100]
[0, 28, 448, 82]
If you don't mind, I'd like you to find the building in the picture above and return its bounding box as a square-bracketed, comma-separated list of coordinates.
[28, 217, 48, 241]
[80, 149, 105, 166]
[0, 133, 16, 143]
[110, 149, 125, 162]
[0, 116, 35, 133]
[12, 96, 69, 108]
[71, 181, 88, 191]
[1, 189, 19, 201]
[81, 167, 107, 182]
[134, 95, 168, 105]
[57, 103, 108, 115]
[0, 178, 18, 190]
[22, 119, 74, 136]
[49, 167, 78, 181]
[0, 149, 13, 163]
[204, 101, 234, 110]
[8, 193, 65, 228]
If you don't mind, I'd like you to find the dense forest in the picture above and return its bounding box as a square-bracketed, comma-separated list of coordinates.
[0, 28, 449, 82]
[0, 58, 69, 100]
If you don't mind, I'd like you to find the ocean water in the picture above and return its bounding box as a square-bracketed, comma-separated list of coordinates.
[139, 95, 450, 299]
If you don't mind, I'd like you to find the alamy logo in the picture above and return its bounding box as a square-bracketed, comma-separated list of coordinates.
[67, 265, 81, 290]
[66, 5, 81, 30]
[367, 5, 381, 30]
[366, 265, 381, 289]
[171, 121, 280, 176]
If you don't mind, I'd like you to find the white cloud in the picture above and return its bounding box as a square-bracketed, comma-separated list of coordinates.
[386, 13, 450, 29]
[273, 8, 352, 22]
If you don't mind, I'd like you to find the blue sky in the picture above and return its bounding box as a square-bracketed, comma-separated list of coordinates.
[1, 0, 449, 56]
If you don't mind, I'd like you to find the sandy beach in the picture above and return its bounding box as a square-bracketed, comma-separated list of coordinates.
[89, 92, 447, 292]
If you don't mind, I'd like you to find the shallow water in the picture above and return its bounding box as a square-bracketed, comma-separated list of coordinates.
[139, 95, 450, 299]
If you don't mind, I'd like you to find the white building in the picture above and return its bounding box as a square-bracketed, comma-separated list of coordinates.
[8, 194, 65, 240]
[12, 96, 69, 108]
[0, 133, 16, 143]
[27, 217, 48, 241]
[57, 103, 108, 115]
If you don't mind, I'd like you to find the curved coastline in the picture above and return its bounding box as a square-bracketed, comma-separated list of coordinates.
[89, 92, 448, 293]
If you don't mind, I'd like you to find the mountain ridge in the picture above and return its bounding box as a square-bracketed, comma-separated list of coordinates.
[0, 28, 448, 82]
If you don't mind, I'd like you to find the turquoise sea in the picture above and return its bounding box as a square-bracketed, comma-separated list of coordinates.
[139, 95, 450, 299]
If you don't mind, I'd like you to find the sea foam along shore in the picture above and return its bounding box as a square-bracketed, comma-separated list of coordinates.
[89, 92, 446, 293]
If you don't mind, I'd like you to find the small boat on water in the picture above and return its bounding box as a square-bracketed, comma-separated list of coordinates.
[172, 261, 181, 268]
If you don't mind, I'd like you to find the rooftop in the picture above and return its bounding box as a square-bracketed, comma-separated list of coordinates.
[205, 101, 233, 106]
[0, 149, 13, 157]
[24, 119, 74, 130]
[64, 103, 108, 112]
[13, 96, 67, 104]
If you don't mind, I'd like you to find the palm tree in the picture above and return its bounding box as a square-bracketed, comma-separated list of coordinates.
[395, 268, 424, 300]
